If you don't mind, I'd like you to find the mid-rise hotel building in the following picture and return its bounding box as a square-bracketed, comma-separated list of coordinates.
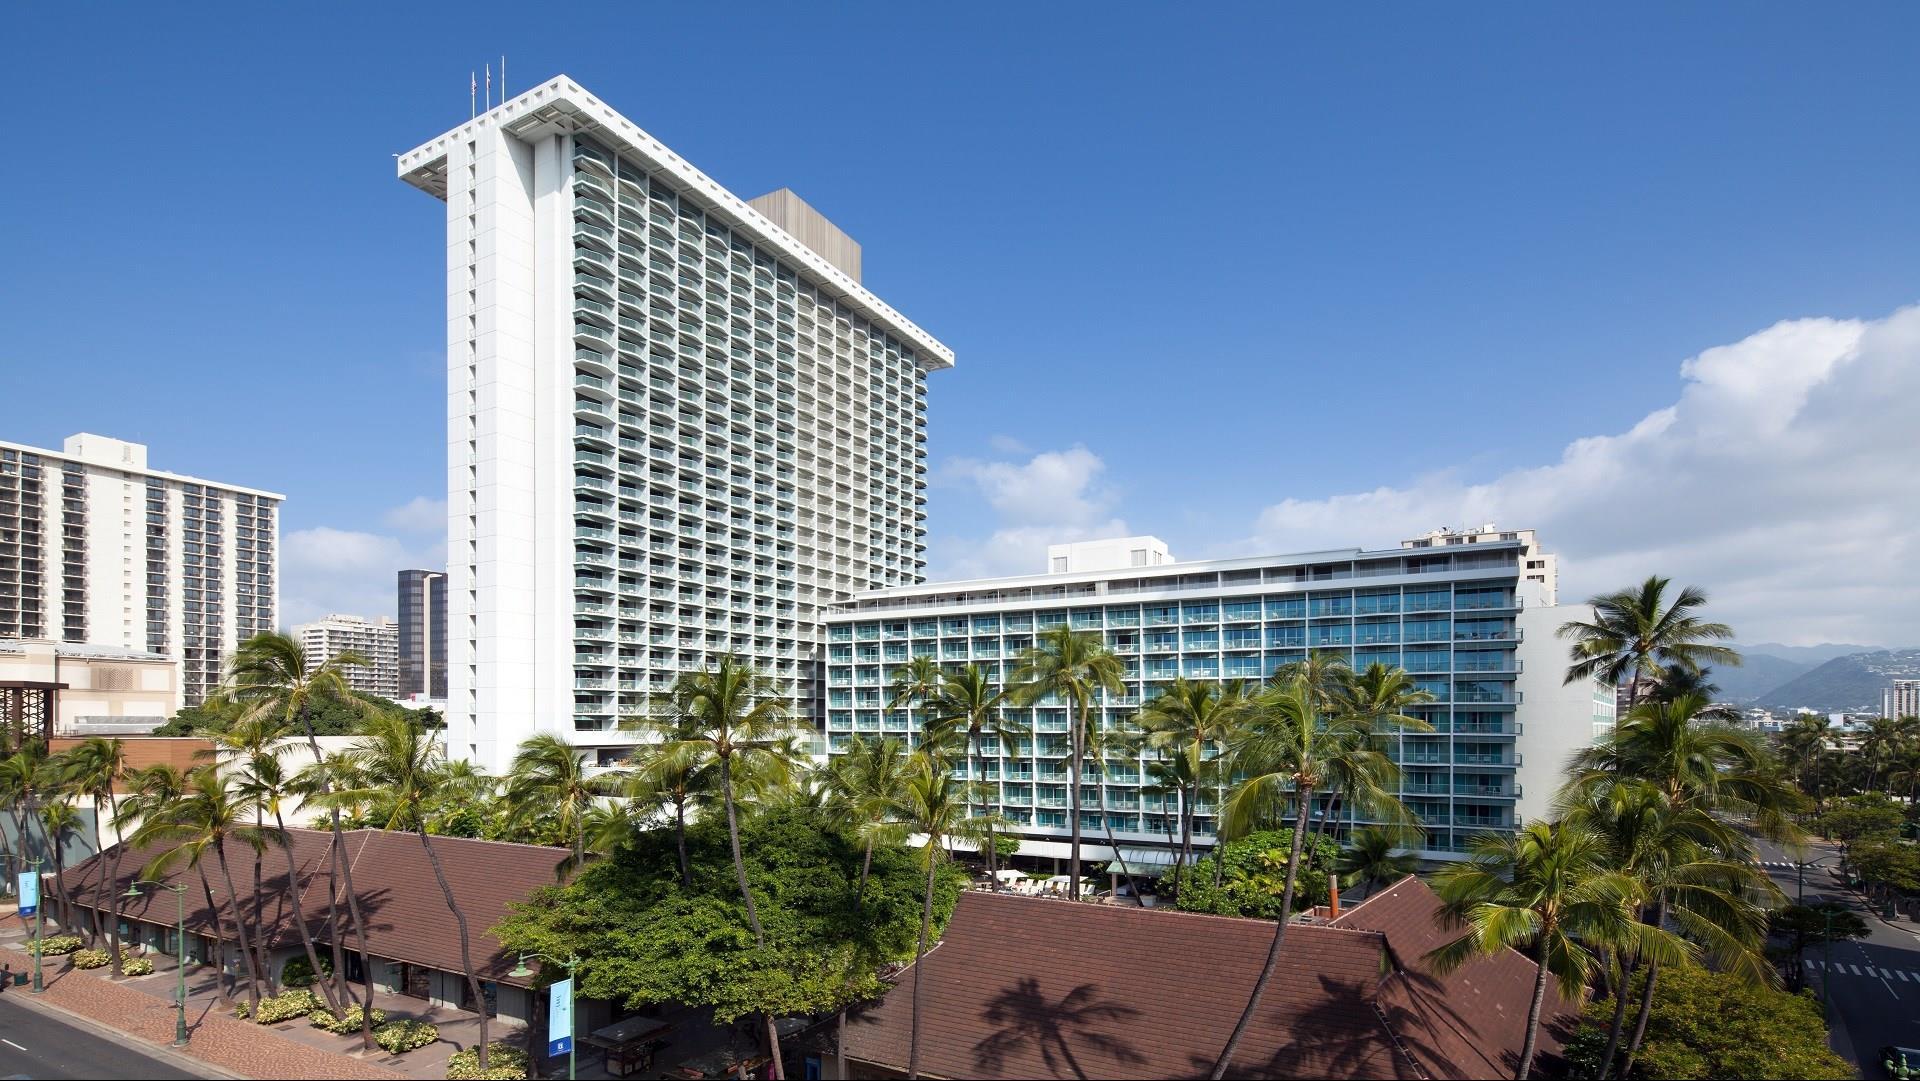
[0, 434, 280, 705]
[398, 77, 951, 771]
[824, 533, 1611, 861]
[294, 613, 400, 699]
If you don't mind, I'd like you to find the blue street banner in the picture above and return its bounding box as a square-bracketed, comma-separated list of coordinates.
[547, 977, 573, 1057]
[15, 872, 37, 918]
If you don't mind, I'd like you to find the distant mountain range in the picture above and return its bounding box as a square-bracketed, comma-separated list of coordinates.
[1753, 649, 1920, 713]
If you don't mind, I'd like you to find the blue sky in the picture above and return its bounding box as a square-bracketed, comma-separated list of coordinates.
[4, 4, 1917, 644]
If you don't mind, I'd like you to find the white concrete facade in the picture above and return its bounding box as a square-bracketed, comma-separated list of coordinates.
[0, 637, 180, 734]
[294, 613, 400, 699]
[1403, 524, 1557, 606]
[0, 434, 281, 705]
[399, 77, 949, 771]
[1887, 679, 1920, 720]
[1046, 536, 1172, 574]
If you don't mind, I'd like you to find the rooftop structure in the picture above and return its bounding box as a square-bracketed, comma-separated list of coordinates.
[1404, 524, 1556, 605]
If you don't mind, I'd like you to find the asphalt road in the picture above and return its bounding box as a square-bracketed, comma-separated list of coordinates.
[0, 994, 205, 1080]
[1756, 838, 1920, 1080]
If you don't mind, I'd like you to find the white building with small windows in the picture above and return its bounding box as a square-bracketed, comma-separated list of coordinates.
[294, 614, 400, 699]
[397, 77, 950, 772]
[1403, 524, 1557, 606]
[824, 533, 1611, 863]
[0, 434, 280, 706]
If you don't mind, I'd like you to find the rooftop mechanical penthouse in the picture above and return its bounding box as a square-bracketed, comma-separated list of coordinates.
[399, 77, 952, 772]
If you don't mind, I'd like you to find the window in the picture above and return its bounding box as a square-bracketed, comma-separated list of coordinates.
[1130, 548, 1148, 567]
[1052, 556, 1068, 573]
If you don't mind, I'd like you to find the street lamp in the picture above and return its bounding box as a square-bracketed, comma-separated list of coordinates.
[125, 879, 191, 1047]
[1793, 853, 1840, 904]
[510, 951, 580, 1081]
[24, 857, 43, 994]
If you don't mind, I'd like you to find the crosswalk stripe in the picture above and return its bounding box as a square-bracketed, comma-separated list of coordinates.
[1804, 959, 1816, 970]
[1850, 964, 1864, 975]
[1895, 970, 1909, 981]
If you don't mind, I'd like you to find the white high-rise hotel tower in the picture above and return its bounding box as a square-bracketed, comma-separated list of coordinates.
[399, 77, 952, 771]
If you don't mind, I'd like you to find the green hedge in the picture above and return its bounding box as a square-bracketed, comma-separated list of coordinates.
[237, 989, 323, 1024]
[122, 955, 156, 977]
[28, 934, 82, 956]
[70, 948, 111, 969]
[375, 1019, 439, 1054]
[281, 954, 332, 988]
[310, 1003, 387, 1034]
[445, 1041, 529, 1080]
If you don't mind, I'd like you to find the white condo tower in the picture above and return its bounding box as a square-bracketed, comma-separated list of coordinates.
[398, 77, 952, 771]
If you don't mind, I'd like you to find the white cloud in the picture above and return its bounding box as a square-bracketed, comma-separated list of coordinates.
[280, 501, 446, 629]
[986, 433, 1030, 455]
[1238, 305, 1920, 647]
[931, 446, 1134, 579]
[383, 496, 447, 534]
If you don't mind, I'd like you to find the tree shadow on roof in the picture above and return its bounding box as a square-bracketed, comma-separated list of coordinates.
[971, 976, 1146, 1081]
[1181, 972, 1413, 1081]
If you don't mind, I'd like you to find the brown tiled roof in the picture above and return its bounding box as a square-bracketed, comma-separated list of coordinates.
[1331, 876, 1582, 1080]
[64, 827, 567, 986]
[842, 880, 1585, 1080]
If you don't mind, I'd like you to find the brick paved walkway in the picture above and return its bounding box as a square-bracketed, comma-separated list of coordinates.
[0, 940, 404, 1080]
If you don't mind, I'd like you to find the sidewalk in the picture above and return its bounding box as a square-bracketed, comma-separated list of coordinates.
[0, 914, 408, 1081]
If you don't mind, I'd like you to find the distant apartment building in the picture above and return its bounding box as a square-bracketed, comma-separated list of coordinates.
[0, 434, 280, 705]
[397, 77, 949, 771]
[1888, 679, 1920, 719]
[294, 614, 399, 699]
[1403, 524, 1557, 606]
[824, 532, 1612, 862]
[397, 569, 447, 700]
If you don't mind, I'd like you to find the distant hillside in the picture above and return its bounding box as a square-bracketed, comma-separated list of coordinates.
[1757, 649, 1920, 712]
[1713, 654, 1814, 704]
[1741, 642, 1887, 665]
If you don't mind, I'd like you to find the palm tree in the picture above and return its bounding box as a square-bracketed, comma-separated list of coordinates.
[1137, 679, 1246, 881]
[654, 656, 803, 1080]
[1207, 667, 1424, 1078]
[504, 733, 604, 877]
[1561, 782, 1776, 1079]
[206, 713, 286, 986]
[888, 654, 945, 728]
[893, 753, 1000, 1081]
[230, 749, 340, 1012]
[1338, 827, 1418, 901]
[341, 710, 493, 1069]
[39, 799, 80, 931]
[134, 765, 270, 1014]
[823, 735, 913, 901]
[225, 631, 377, 1048]
[926, 665, 1027, 883]
[1856, 715, 1918, 793]
[1774, 714, 1832, 806]
[1427, 821, 1684, 1081]
[1557, 576, 1741, 714]
[0, 747, 49, 880]
[1329, 662, 1436, 845]
[619, 716, 713, 890]
[1010, 627, 1125, 901]
[54, 737, 131, 961]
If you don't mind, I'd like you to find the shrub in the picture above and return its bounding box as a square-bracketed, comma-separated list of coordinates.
[310, 1003, 387, 1034]
[240, 989, 323, 1024]
[374, 1019, 439, 1054]
[121, 955, 156, 977]
[70, 948, 111, 969]
[29, 934, 82, 956]
[445, 1041, 529, 1080]
[281, 954, 333, 988]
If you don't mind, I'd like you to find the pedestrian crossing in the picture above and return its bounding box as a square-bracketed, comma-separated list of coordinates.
[1804, 959, 1920, 982]
[1761, 861, 1801, 870]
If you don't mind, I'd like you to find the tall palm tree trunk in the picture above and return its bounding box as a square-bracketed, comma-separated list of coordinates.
[296, 722, 377, 1050]
[198, 867, 231, 1001]
[1209, 791, 1311, 1079]
[1596, 953, 1639, 1080]
[1067, 698, 1085, 901]
[720, 760, 783, 1079]
[417, 829, 490, 1069]
[50, 843, 71, 932]
[1099, 815, 1146, 907]
[104, 793, 129, 976]
[973, 730, 998, 889]
[85, 811, 106, 947]
[1515, 939, 1552, 1080]
[251, 806, 270, 991]
[1620, 957, 1661, 1077]
[274, 808, 340, 1013]
[907, 849, 938, 1080]
[857, 838, 875, 902]
[673, 798, 692, 890]
[213, 843, 264, 1014]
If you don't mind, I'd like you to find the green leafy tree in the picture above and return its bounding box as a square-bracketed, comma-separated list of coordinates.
[1009, 627, 1125, 902]
[1164, 828, 1339, 918]
[1338, 827, 1420, 901]
[1427, 821, 1685, 1081]
[1137, 679, 1247, 883]
[1557, 576, 1741, 715]
[822, 736, 913, 902]
[653, 655, 803, 1078]
[1821, 792, 1904, 847]
[1559, 964, 1851, 1080]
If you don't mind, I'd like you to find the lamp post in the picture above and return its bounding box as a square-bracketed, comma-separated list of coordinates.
[1794, 853, 1839, 905]
[25, 857, 44, 994]
[125, 880, 190, 1047]
[510, 951, 580, 1081]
